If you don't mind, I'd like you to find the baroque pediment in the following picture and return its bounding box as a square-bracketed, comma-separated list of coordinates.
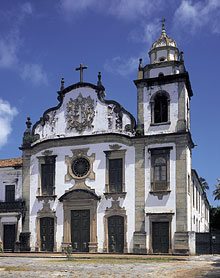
[32, 82, 136, 143]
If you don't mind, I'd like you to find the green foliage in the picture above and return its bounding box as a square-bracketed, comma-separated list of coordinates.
[199, 177, 209, 192]
[23, 134, 38, 144]
[135, 128, 143, 136]
[210, 206, 220, 230]
[64, 244, 72, 259]
[213, 179, 220, 200]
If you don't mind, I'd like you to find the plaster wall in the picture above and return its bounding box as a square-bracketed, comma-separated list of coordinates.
[145, 143, 176, 251]
[29, 142, 135, 252]
[0, 167, 22, 201]
[34, 87, 133, 144]
[143, 82, 183, 135]
[148, 66, 173, 78]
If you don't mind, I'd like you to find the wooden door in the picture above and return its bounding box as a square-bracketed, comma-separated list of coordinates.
[40, 217, 54, 251]
[71, 210, 90, 252]
[152, 222, 169, 253]
[108, 215, 124, 253]
[3, 224, 15, 251]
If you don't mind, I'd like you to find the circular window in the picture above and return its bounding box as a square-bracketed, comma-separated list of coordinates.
[71, 157, 90, 178]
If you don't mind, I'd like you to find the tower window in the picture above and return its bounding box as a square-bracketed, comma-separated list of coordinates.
[150, 148, 170, 191]
[158, 72, 164, 77]
[154, 94, 168, 123]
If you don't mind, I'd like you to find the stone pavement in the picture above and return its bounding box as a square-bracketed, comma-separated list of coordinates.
[0, 253, 219, 278]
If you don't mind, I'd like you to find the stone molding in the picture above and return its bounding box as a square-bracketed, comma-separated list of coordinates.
[36, 199, 57, 252]
[103, 200, 128, 253]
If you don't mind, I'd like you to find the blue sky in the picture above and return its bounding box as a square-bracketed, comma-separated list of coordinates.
[0, 0, 219, 206]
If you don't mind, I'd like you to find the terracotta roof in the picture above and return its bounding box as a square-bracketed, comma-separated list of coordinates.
[0, 158, 22, 168]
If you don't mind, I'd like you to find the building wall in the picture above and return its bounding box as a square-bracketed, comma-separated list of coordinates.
[29, 142, 135, 252]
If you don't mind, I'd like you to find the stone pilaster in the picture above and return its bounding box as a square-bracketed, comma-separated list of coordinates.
[22, 149, 31, 233]
[133, 142, 146, 253]
[136, 83, 145, 133]
[177, 82, 186, 132]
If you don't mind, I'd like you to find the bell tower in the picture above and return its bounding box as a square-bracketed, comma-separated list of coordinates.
[134, 25, 195, 254]
[135, 24, 193, 136]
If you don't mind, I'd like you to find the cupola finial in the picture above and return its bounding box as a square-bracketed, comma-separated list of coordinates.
[60, 77, 64, 91]
[160, 18, 166, 35]
[26, 117, 32, 130]
[97, 72, 102, 87]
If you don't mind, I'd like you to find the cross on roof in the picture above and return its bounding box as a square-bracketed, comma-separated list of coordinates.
[160, 18, 166, 29]
[75, 64, 88, 83]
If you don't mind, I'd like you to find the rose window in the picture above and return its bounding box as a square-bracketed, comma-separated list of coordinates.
[71, 157, 90, 178]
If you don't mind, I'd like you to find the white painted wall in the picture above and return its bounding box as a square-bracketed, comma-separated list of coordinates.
[0, 167, 22, 201]
[143, 83, 181, 135]
[33, 87, 133, 145]
[145, 143, 176, 252]
[29, 142, 135, 252]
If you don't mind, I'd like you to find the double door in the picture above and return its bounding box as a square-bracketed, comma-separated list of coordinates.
[152, 222, 169, 253]
[40, 217, 54, 251]
[71, 210, 90, 252]
[4, 224, 15, 251]
[108, 215, 124, 253]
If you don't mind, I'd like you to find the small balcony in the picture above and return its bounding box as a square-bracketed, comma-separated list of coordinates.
[0, 200, 26, 216]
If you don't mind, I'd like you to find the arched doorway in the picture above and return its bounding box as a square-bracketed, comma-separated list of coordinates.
[108, 215, 124, 253]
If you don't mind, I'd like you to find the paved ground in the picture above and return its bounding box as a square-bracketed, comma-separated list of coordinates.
[0, 254, 219, 277]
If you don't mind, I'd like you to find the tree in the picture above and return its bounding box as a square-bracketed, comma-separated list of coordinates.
[210, 206, 220, 230]
[213, 179, 220, 200]
[199, 177, 209, 192]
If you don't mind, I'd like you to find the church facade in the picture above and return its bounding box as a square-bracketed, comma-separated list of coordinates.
[0, 26, 209, 254]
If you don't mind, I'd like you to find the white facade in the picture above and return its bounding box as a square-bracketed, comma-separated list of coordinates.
[0, 26, 210, 254]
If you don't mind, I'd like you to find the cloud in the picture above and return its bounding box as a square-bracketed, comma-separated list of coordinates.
[174, 0, 220, 34]
[20, 63, 48, 85]
[0, 34, 19, 68]
[21, 2, 33, 15]
[0, 98, 18, 149]
[128, 19, 161, 47]
[0, 2, 48, 85]
[104, 56, 139, 77]
[60, 0, 163, 20]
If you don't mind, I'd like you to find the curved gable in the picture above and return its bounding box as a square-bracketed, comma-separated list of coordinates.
[32, 82, 136, 144]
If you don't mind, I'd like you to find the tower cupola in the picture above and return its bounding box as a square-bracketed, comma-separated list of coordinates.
[149, 24, 179, 64]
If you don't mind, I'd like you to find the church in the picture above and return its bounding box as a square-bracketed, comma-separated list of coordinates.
[0, 25, 210, 254]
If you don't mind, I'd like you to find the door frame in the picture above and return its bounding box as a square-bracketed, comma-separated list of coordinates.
[36, 208, 57, 252]
[108, 215, 125, 253]
[147, 213, 173, 254]
[39, 217, 55, 252]
[103, 202, 128, 253]
[60, 189, 99, 253]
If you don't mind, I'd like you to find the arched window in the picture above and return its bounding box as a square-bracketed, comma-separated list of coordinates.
[158, 72, 164, 77]
[153, 93, 169, 124]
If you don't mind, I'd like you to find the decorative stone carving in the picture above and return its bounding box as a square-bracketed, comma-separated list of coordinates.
[42, 150, 53, 156]
[48, 111, 58, 133]
[107, 105, 114, 129]
[65, 148, 95, 187]
[114, 106, 122, 129]
[109, 144, 122, 150]
[66, 93, 95, 133]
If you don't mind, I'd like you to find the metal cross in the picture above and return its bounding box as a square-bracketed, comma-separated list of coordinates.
[160, 18, 166, 28]
[75, 64, 88, 83]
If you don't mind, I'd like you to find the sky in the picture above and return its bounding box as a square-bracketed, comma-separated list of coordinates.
[0, 0, 219, 206]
